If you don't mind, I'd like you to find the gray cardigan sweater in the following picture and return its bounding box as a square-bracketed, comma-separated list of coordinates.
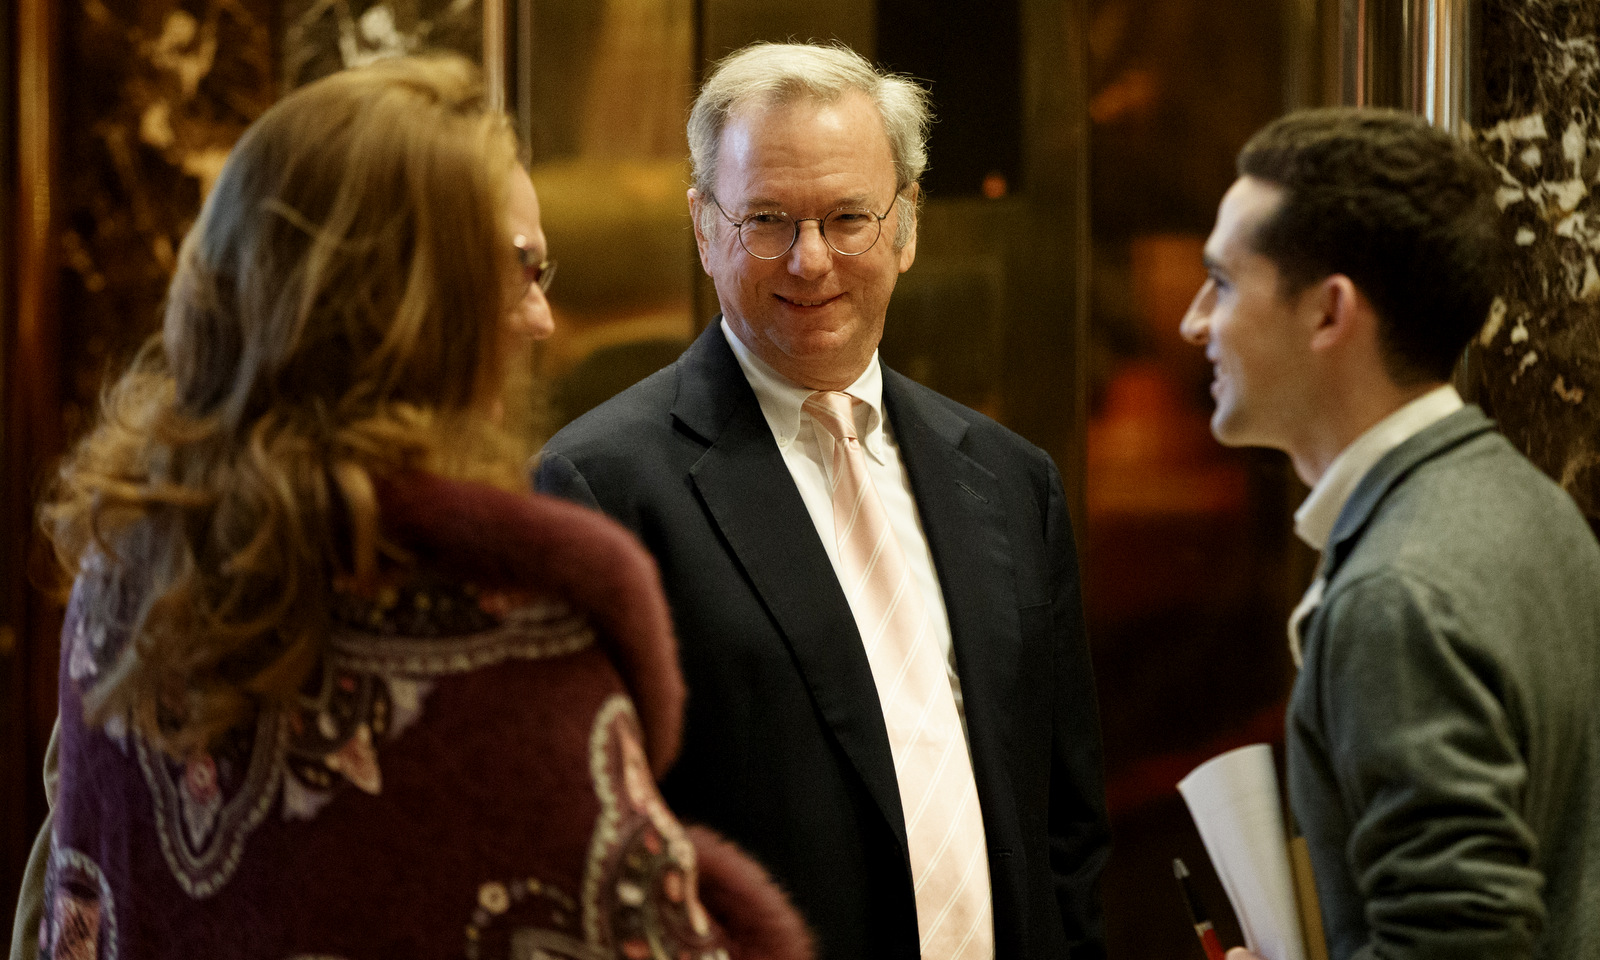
[1289, 407, 1600, 959]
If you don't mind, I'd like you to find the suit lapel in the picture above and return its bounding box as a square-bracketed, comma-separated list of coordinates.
[884, 371, 1021, 730]
[883, 371, 1026, 900]
[675, 325, 910, 852]
[1322, 407, 1496, 579]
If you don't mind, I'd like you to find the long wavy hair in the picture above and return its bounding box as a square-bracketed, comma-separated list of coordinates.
[42, 54, 526, 757]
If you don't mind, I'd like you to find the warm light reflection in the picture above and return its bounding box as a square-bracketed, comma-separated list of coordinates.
[517, 0, 697, 435]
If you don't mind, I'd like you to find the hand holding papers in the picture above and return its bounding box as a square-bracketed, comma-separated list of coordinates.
[1178, 743, 1325, 960]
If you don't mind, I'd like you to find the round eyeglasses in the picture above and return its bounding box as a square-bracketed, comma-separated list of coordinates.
[711, 195, 894, 260]
[513, 234, 557, 295]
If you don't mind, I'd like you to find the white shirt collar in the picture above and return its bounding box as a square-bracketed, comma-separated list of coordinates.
[721, 318, 889, 463]
[1293, 384, 1464, 551]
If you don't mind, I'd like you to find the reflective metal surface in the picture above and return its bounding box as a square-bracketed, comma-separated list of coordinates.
[1344, 0, 1477, 130]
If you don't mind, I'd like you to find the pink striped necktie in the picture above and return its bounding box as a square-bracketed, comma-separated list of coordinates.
[802, 389, 994, 960]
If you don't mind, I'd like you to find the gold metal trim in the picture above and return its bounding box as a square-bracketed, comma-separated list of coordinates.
[1343, 0, 1475, 130]
[16, 0, 56, 386]
[483, 0, 506, 111]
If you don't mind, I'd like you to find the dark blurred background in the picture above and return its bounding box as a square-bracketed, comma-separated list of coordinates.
[5, 1, 1595, 956]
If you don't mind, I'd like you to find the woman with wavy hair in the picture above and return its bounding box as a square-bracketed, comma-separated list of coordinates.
[23, 55, 808, 960]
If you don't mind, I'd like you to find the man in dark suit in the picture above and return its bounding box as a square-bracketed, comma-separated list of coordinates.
[1183, 109, 1600, 960]
[536, 42, 1109, 960]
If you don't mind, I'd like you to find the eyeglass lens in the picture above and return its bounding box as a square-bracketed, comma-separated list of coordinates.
[528, 258, 556, 293]
[513, 236, 556, 293]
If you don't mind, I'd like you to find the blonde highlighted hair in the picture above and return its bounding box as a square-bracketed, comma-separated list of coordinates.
[43, 54, 526, 757]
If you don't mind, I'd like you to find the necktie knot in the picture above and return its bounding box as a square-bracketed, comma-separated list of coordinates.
[804, 390, 859, 443]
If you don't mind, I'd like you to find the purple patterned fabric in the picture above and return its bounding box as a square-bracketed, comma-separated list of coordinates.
[37, 474, 809, 960]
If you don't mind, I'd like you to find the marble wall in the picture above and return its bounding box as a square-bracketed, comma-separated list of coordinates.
[283, 0, 483, 89]
[56, 0, 277, 440]
[1467, 1, 1600, 524]
[55, 0, 482, 442]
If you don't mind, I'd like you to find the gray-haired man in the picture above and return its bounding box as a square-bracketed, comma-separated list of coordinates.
[538, 42, 1109, 960]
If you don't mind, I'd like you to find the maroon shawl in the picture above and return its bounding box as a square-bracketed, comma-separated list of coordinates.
[38, 472, 811, 960]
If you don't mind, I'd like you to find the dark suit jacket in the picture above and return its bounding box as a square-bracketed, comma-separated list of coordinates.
[1289, 407, 1600, 959]
[536, 322, 1110, 960]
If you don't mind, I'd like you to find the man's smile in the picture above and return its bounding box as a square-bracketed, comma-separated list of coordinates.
[775, 293, 842, 308]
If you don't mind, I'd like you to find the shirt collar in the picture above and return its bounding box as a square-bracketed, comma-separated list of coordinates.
[1294, 384, 1463, 551]
[720, 319, 889, 462]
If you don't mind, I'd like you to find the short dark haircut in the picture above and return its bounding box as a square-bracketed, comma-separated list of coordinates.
[1238, 107, 1502, 384]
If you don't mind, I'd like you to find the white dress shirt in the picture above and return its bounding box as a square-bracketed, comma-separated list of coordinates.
[1287, 384, 1465, 665]
[721, 321, 969, 730]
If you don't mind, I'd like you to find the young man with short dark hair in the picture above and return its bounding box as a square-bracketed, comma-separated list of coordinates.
[1183, 108, 1600, 960]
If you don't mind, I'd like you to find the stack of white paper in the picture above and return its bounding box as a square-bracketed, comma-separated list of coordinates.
[1177, 743, 1307, 960]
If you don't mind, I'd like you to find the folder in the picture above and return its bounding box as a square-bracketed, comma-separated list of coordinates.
[1178, 743, 1329, 960]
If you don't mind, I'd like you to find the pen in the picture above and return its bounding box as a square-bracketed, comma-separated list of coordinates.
[1174, 857, 1226, 960]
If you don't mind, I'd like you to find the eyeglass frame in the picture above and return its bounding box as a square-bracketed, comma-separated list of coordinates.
[708, 194, 898, 260]
[512, 234, 557, 295]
